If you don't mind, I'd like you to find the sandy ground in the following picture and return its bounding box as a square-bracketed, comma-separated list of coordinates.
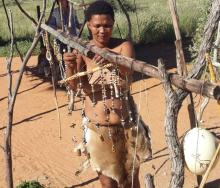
[0, 56, 220, 188]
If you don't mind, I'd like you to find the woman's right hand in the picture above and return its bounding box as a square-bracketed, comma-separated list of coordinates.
[63, 49, 78, 69]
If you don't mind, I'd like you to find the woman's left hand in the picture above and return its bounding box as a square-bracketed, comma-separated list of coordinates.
[92, 54, 107, 67]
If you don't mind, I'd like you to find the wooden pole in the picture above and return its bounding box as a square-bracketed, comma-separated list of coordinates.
[39, 24, 220, 100]
[46, 0, 56, 24]
[4, 8, 14, 188]
[115, 0, 132, 40]
[67, 1, 76, 113]
[37, 5, 44, 49]
[59, 1, 64, 31]
[168, 0, 187, 75]
[158, 59, 184, 188]
[199, 143, 220, 188]
[2, 1, 46, 187]
[168, 0, 197, 129]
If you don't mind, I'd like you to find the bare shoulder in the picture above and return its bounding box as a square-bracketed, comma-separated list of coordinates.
[121, 40, 134, 50]
[109, 38, 135, 58]
[119, 40, 135, 58]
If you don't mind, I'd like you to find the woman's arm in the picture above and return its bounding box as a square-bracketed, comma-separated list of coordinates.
[118, 40, 135, 77]
[64, 51, 83, 90]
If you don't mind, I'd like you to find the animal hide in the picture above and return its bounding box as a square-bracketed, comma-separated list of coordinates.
[74, 120, 152, 187]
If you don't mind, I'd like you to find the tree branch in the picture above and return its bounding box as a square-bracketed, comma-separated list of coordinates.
[158, 59, 184, 188]
[5, 8, 14, 99]
[2, 1, 47, 187]
[3, 4, 15, 187]
[115, 0, 132, 40]
[15, 44, 24, 62]
[10, 0, 46, 110]
[188, 0, 220, 79]
[14, 0, 37, 25]
[168, 0, 197, 129]
[2, 0, 24, 63]
[46, 0, 56, 24]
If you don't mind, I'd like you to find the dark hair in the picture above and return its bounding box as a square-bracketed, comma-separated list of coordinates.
[86, 1, 114, 21]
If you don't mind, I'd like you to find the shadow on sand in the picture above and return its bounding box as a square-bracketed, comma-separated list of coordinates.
[66, 177, 99, 188]
[204, 179, 220, 188]
[0, 104, 68, 131]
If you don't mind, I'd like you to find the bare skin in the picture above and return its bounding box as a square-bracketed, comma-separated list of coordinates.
[64, 14, 139, 188]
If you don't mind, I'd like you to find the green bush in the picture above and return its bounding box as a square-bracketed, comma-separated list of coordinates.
[16, 180, 44, 188]
[189, 0, 211, 60]
[139, 16, 175, 44]
[105, 0, 137, 12]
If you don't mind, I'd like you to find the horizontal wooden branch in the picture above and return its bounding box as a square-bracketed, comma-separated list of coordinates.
[40, 24, 220, 100]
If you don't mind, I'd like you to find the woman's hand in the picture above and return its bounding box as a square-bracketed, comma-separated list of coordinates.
[92, 54, 107, 67]
[63, 49, 78, 69]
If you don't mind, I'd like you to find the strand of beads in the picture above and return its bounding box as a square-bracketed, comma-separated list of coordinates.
[91, 84, 96, 107]
[125, 74, 134, 123]
[110, 68, 116, 113]
[91, 83, 98, 119]
[54, 40, 66, 80]
[119, 85, 126, 128]
[100, 69, 109, 122]
[111, 67, 120, 98]
[75, 78, 82, 97]
[115, 66, 125, 127]
[100, 68, 115, 152]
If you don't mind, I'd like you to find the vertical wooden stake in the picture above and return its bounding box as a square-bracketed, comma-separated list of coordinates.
[158, 59, 184, 188]
[199, 143, 220, 188]
[168, 0, 197, 129]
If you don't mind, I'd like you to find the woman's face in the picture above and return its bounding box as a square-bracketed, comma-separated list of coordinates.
[87, 14, 114, 47]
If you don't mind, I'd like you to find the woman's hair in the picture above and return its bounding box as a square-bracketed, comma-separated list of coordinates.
[85, 0, 114, 21]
